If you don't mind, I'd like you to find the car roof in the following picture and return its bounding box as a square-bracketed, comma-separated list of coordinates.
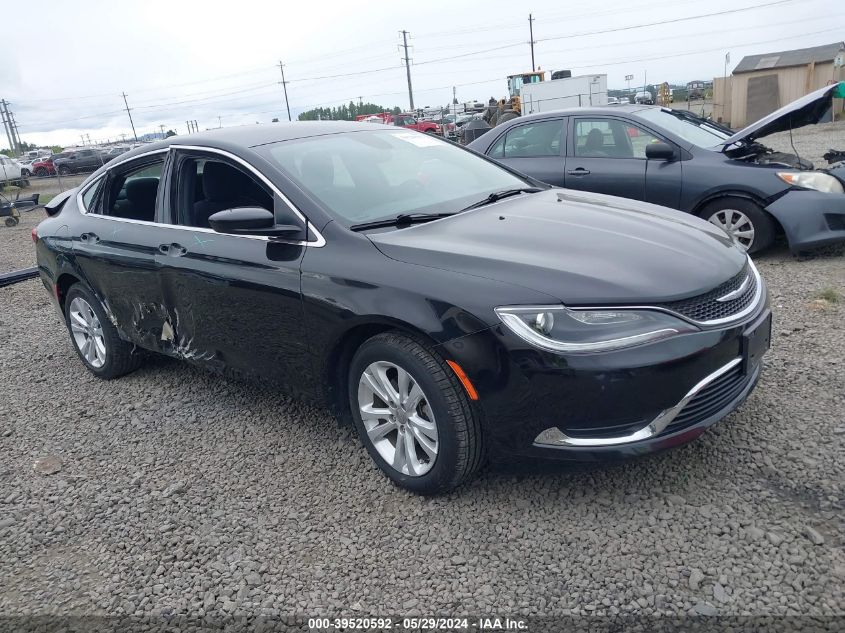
[514, 105, 657, 122]
[114, 121, 381, 163]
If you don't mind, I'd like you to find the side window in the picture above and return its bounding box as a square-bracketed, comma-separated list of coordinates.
[80, 178, 103, 211]
[574, 118, 661, 159]
[100, 157, 165, 222]
[488, 134, 506, 159]
[500, 119, 563, 158]
[175, 157, 274, 228]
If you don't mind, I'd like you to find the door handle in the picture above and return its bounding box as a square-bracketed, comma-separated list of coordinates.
[567, 168, 591, 176]
[80, 232, 100, 244]
[159, 243, 187, 256]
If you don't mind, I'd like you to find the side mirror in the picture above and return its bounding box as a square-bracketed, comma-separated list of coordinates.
[645, 142, 675, 161]
[208, 207, 306, 240]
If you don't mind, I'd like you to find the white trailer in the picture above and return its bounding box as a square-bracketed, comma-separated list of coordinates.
[519, 74, 608, 114]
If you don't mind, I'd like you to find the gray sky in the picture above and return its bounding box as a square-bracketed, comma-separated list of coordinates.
[2, 0, 842, 148]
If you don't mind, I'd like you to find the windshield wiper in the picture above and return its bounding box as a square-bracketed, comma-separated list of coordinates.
[459, 187, 543, 212]
[350, 212, 456, 231]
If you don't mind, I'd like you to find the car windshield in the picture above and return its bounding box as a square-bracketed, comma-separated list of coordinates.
[258, 130, 529, 225]
[636, 108, 730, 148]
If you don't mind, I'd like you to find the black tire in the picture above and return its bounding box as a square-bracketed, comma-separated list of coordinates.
[698, 197, 775, 254]
[34, 167, 47, 177]
[348, 331, 483, 494]
[58, 166, 70, 176]
[5, 217, 18, 227]
[63, 283, 142, 379]
[424, 129, 437, 134]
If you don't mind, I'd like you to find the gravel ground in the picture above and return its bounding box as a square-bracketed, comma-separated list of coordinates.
[1, 237, 843, 623]
[0, 206, 41, 272]
[764, 121, 845, 169]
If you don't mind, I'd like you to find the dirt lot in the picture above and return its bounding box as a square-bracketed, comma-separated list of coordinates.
[1, 131, 844, 624]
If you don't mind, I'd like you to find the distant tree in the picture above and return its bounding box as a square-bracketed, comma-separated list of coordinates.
[165, 129, 177, 137]
[298, 102, 401, 121]
[51, 145, 63, 154]
[0, 149, 11, 157]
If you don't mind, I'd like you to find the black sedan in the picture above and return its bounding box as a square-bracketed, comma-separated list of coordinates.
[35, 123, 771, 494]
[469, 82, 845, 254]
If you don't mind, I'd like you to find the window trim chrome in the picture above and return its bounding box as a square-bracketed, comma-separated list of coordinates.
[76, 146, 326, 247]
[170, 144, 325, 247]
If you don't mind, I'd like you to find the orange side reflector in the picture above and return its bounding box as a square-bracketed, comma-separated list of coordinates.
[446, 360, 479, 401]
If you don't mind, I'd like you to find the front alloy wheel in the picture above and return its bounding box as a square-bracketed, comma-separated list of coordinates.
[348, 332, 483, 494]
[357, 361, 439, 476]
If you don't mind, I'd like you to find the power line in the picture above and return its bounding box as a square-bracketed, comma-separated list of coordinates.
[536, 0, 797, 44]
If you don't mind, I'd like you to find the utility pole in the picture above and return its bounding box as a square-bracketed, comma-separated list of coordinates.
[1, 101, 15, 155]
[218, 115, 222, 128]
[400, 30, 414, 111]
[10, 111, 22, 155]
[277, 61, 291, 122]
[1, 100, 21, 156]
[528, 14, 536, 72]
[122, 92, 138, 143]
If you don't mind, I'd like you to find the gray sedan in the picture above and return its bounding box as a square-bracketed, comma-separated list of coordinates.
[469, 82, 845, 253]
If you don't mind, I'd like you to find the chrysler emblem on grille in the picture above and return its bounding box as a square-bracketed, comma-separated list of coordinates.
[716, 275, 751, 302]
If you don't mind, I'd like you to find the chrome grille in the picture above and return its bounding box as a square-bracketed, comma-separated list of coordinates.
[656, 262, 758, 324]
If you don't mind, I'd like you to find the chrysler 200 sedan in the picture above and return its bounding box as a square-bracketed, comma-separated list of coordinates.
[35, 123, 771, 494]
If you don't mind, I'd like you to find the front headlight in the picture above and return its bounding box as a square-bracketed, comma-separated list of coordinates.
[494, 305, 698, 353]
[777, 171, 844, 194]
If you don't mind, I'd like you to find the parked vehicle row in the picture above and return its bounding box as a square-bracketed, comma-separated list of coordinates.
[355, 112, 443, 135]
[4, 146, 132, 180]
[37, 121, 774, 493]
[468, 82, 845, 254]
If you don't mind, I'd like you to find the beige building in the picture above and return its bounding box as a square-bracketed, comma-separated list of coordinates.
[716, 41, 844, 128]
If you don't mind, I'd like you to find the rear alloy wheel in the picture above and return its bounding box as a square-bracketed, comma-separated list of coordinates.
[64, 283, 142, 379]
[349, 332, 483, 494]
[700, 197, 774, 254]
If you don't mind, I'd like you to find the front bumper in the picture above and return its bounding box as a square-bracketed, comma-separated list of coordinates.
[765, 190, 845, 252]
[437, 302, 771, 462]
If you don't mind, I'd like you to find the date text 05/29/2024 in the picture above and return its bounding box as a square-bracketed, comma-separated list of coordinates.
[308, 617, 528, 630]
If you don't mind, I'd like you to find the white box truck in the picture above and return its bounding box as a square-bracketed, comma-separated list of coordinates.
[520, 74, 608, 115]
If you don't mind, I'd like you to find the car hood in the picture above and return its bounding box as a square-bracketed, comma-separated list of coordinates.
[720, 81, 845, 148]
[368, 189, 747, 305]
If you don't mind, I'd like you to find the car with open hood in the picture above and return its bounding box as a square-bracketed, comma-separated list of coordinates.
[469, 82, 845, 253]
[34, 122, 771, 493]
